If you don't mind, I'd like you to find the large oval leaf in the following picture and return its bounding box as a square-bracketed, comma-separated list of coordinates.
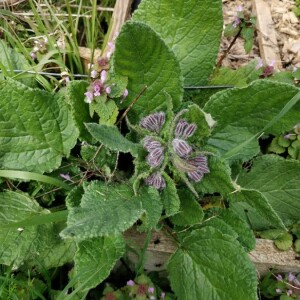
[204, 80, 300, 161]
[237, 155, 300, 226]
[61, 181, 146, 240]
[133, 0, 223, 86]
[0, 78, 79, 173]
[113, 21, 183, 123]
[167, 227, 258, 300]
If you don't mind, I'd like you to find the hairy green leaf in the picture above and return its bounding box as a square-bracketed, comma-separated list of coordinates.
[61, 182, 144, 240]
[170, 188, 204, 226]
[85, 123, 141, 156]
[238, 155, 300, 226]
[204, 80, 300, 161]
[167, 227, 258, 300]
[195, 155, 235, 195]
[74, 235, 125, 291]
[0, 78, 79, 173]
[210, 59, 261, 87]
[218, 208, 256, 251]
[65, 80, 93, 143]
[229, 188, 285, 229]
[139, 186, 162, 231]
[133, 0, 223, 86]
[179, 104, 211, 147]
[161, 172, 180, 216]
[113, 21, 183, 123]
[0, 191, 74, 269]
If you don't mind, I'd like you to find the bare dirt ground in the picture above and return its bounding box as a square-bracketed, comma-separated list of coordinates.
[220, 0, 300, 70]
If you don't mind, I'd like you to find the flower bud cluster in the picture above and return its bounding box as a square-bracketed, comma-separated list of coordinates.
[172, 119, 209, 182]
[140, 112, 210, 190]
[140, 112, 166, 190]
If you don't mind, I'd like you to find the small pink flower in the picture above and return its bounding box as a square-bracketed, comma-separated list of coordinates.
[287, 289, 293, 296]
[256, 58, 263, 70]
[232, 16, 241, 28]
[149, 296, 156, 300]
[288, 272, 296, 282]
[237, 5, 243, 12]
[84, 91, 93, 103]
[30, 51, 37, 60]
[148, 287, 155, 294]
[160, 292, 166, 299]
[101, 70, 107, 82]
[105, 86, 111, 94]
[275, 288, 282, 293]
[90, 70, 98, 78]
[127, 280, 135, 286]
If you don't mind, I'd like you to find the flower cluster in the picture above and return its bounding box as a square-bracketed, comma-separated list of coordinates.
[84, 68, 128, 104]
[30, 36, 48, 60]
[84, 70, 110, 103]
[140, 111, 210, 190]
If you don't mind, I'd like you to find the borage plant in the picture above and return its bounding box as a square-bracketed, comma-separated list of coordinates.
[1, 0, 300, 299]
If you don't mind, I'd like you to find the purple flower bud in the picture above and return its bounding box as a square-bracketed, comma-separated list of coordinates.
[160, 292, 166, 299]
[60, 173, 71, 181]
[172, 138, 192, 158]
[105, 86, 111, 94]
[90, 70, 98, 78]
[84, 91, 93, 103]
[146, 147, 164, 167]
[175, 119, 196, 138]
[275, 274, 283, 281]
[148, 287, 155, 294]
[127, 280, 135, 286]
[187, 170, 204, 182]
[94, 90, 101, 97]
[183, 123, 197, 138]
[187, 155, 210, 174]
[175, 119, 189, 137]
[142, 137, 163, 152]
[275, 288, 282, 294]
[101, 70, 107, 82]
[140, 112, 165, 133]
[145, 172, 166, 190]
[288, 272, 296, 282]
[287, 289, 293, 296]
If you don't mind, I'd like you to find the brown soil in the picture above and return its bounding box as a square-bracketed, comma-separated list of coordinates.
[220, 0, 300, 70]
